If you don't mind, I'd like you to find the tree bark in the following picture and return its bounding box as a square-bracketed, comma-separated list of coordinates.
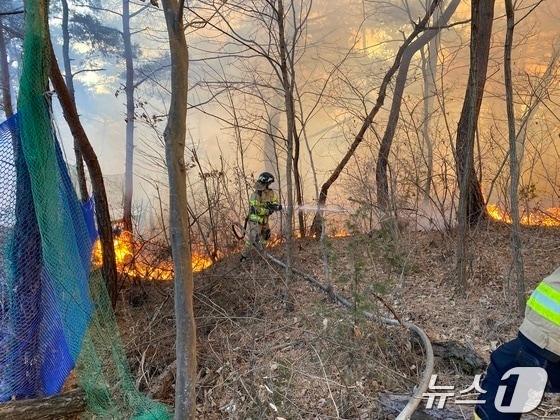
[0, 388, 86, 419]
[375, 0, 460, 222]
[455, 0, 495, 289]
[504, 0, 525, 312]
[48, 43, 119, 308]
[454, 0, 494, 227]
[293, 134, 306, 237]
[159, 1, 197, 418]
[122, 0, 135, 233]
[420, 8, 440, 202]
[0, 15, 14, 118]
[276, 0, 295, 310]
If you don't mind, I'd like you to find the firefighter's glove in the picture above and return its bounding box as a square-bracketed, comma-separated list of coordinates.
[266, 203, 282, 213]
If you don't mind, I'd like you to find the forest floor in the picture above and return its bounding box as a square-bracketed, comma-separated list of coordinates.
[117, 220, 560, 419]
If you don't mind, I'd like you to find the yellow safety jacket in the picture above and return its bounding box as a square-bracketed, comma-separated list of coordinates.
[519, 266, 560, 356]
[247, 188, 278, 225]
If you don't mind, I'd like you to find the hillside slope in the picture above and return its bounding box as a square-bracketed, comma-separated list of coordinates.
[118, 221, 560, 419]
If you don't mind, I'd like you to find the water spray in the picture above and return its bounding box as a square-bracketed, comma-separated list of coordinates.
[282, 204, 349, 213]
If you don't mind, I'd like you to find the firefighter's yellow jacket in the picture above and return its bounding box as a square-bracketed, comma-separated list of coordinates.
[519, 265, 560, 356]
[248, 188, 278, 225]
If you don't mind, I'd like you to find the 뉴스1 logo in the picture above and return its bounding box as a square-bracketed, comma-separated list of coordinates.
[494, 367, 547, 413]
[422, 367, 548, 413]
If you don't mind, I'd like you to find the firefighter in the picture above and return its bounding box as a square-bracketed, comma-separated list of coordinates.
[474, 266, 560, 419]
[240, 172, 281, 262]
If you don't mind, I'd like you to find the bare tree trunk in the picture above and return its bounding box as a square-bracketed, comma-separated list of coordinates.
[160, 1, 197, 418]
[375, 0, 459, 225]
[293, 134, 306, 237]
[0, 14, 14, 118]
[455, 0, 494, 227]
[420, 5, 442, 202]
[504, 0, 524, 312]
[455, 0, 495, 289]
[292, 111, 305, 237]
[122, 0, 135, 232]
[310, 0, 442, 237]
[61, 0, 89, 203]
[277, 0, 294, 310]
[48, 42, 119, 308]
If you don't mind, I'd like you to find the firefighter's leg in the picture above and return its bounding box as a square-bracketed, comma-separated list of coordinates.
[241, 221, 260, 259]
[261, 221, 271, 246]
[255, 227, 264, 250]
[548, 359, 560, 391]
[475, 335, 552, 420]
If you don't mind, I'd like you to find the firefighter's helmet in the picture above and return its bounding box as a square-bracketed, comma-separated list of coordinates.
[257, 172, 275, 186]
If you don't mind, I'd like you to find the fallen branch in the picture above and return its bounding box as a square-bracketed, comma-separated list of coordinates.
[0, 388, 87, 419]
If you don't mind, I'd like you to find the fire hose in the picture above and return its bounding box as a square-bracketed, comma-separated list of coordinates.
[232, 220, 247, 241]
[232, 221, 434, 419]
[265, 252, 434, 419]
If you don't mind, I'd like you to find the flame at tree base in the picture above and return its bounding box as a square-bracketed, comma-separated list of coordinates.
[192, 253, 214, 271]
[92, 231, 213, 281]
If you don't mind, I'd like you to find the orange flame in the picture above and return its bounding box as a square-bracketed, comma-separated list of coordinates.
[93, 231, 213, 280]
[487, 204, 560, 227]
[192, 253, 213, 272]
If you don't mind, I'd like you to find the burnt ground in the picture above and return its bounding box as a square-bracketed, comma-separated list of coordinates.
[117, 220, 560, 419]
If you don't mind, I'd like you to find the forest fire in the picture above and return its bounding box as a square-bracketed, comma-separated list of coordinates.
[92, 231, 213, 280]
[192, 253, 213, 272]
[329, 229, 349, 237]
[486, 204, 560, 227]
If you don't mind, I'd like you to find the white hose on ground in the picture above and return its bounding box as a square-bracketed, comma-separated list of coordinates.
[265, 252, 434, 419]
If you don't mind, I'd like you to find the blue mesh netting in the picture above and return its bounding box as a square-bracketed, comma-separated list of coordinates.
[0, 112, 93, 400]
[0, 3, 172, 417]
[0, 111, 171, 418]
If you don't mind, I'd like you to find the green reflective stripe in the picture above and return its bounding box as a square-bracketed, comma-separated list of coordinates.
[527, 297, 560, 326]
[527, 283, 560, 326]
[249, 214, 262, 222]
[536, 282, 560, 302]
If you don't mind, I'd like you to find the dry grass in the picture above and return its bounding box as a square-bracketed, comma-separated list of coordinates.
[117, 220, 560, 419]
